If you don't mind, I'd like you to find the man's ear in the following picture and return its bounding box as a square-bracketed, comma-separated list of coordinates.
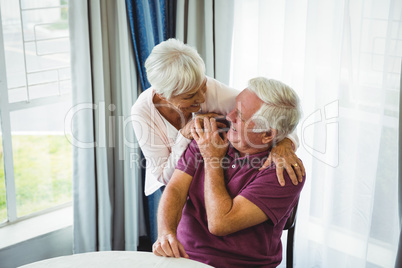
[261, 129, 277, 144]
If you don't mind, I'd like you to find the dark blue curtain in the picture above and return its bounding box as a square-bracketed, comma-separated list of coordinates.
[126, 0, 176, 245]
[126, 0, 176, 91]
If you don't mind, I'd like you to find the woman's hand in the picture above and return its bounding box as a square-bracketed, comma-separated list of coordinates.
[260, 138, 305, 186]
[180, 113, 225, 139]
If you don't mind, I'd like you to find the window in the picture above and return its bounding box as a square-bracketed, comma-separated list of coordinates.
[0, 0, 72, 226]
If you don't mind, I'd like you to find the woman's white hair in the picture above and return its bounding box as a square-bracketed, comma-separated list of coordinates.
[248, 77, 302, 143]
[145, 38, 206, 99]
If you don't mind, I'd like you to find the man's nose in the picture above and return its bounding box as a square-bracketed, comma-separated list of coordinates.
[226, 110, 235, 123]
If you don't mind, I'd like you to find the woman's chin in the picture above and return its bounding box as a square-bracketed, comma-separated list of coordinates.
[188, 105, 201, 113]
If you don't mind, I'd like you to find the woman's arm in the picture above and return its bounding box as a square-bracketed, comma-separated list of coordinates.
[131, 107, 191, 195]
[201, 77, 239, 115]
[266, 137, 305, 186]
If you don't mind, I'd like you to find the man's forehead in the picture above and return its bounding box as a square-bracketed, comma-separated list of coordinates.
[235, 89, 249, 105]
[235, 89, 261, 113]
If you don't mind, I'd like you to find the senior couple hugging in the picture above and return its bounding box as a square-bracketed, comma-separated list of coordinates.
[131, 38, 305, 268]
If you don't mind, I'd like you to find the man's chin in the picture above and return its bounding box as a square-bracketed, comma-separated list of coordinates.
[227, 130, 240, 141]
[227, 136, 238, 145]
[229, 141, 243, 153]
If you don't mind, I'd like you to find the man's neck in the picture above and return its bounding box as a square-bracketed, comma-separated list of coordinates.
[230, 143, 272, 158]
[238, 145, 271, 158]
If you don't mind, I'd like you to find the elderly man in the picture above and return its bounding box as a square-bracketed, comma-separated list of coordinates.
[153, 77, 305, 267]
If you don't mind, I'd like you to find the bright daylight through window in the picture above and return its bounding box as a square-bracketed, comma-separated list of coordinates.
[0, 0, 72, 225]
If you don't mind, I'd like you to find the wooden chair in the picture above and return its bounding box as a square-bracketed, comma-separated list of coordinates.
[283, 200, 299, 268]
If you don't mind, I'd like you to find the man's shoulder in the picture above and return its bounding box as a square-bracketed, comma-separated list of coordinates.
[187, 139, 201, 152]
[254, 161, 277, 175]
[183, 140, 203, 162]
[176, 140, 204, 176]
[254, 161, 305, 189]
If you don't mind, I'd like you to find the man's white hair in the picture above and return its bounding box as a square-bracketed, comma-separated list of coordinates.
[248, 77, 302, 143]
[145, 39, 206, 99]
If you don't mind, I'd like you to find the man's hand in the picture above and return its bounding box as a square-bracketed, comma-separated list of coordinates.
[192, 117, 229, 162]
[152, 233, 189, 258]
[259, 138, 305, 186]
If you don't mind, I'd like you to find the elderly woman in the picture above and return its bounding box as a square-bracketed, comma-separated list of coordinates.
[131, 39, 304, 196]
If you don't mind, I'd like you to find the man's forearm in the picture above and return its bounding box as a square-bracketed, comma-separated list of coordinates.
[153, 169, 192, 258]
[157, 184, 187, 236]
[204, 161, 233, 235]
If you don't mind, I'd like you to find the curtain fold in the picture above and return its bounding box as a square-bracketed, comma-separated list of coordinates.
[69, 0, 145, 253]
[397, 60, 402, 267]
[69, 1, 96, 252]
[176, 0, 234, 84]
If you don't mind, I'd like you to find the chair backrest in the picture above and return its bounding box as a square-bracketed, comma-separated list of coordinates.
[283, 200, 299, 268]
[284, 201, 299, 230]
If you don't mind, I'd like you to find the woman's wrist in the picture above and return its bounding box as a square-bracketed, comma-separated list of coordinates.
[281, 137, 295, 151]
[180, 128, 192, 139]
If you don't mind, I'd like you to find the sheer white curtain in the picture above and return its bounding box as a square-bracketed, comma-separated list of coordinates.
[230, 0, 400, 267]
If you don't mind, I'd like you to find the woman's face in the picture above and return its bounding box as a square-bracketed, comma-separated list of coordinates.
[168, 77, 208, 114]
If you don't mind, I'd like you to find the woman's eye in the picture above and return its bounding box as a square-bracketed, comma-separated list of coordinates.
[185, 93, 197, 99]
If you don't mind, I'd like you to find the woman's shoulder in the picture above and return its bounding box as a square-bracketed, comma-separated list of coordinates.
[206, 76, 238, 94]
[206, 76, 228, 89]
[131, 88, 154, 113]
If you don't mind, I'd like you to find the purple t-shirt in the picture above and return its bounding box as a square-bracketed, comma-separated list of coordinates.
[175, 140, 305, 268]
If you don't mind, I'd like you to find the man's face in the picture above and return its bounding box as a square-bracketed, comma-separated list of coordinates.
[226, 89, 269, 155]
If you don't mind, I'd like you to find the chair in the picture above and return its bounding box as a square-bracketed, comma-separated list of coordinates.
[283, 200, 299, 268]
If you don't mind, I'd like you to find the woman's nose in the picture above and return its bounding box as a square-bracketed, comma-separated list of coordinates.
[195, 90, 205, 104]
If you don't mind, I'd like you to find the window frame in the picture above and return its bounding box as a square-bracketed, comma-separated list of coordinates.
[0, 1, 72, 227]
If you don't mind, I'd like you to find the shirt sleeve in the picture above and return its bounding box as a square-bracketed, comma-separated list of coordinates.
[201, 77, 239, 115]
[165, 131, 193, 179]
[131, 105, 191, 195]
[238, 169, 304, 225]
[175, 140, 203, 177]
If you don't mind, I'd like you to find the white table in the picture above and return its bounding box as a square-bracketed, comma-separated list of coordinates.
[19, 251, 213, 268]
